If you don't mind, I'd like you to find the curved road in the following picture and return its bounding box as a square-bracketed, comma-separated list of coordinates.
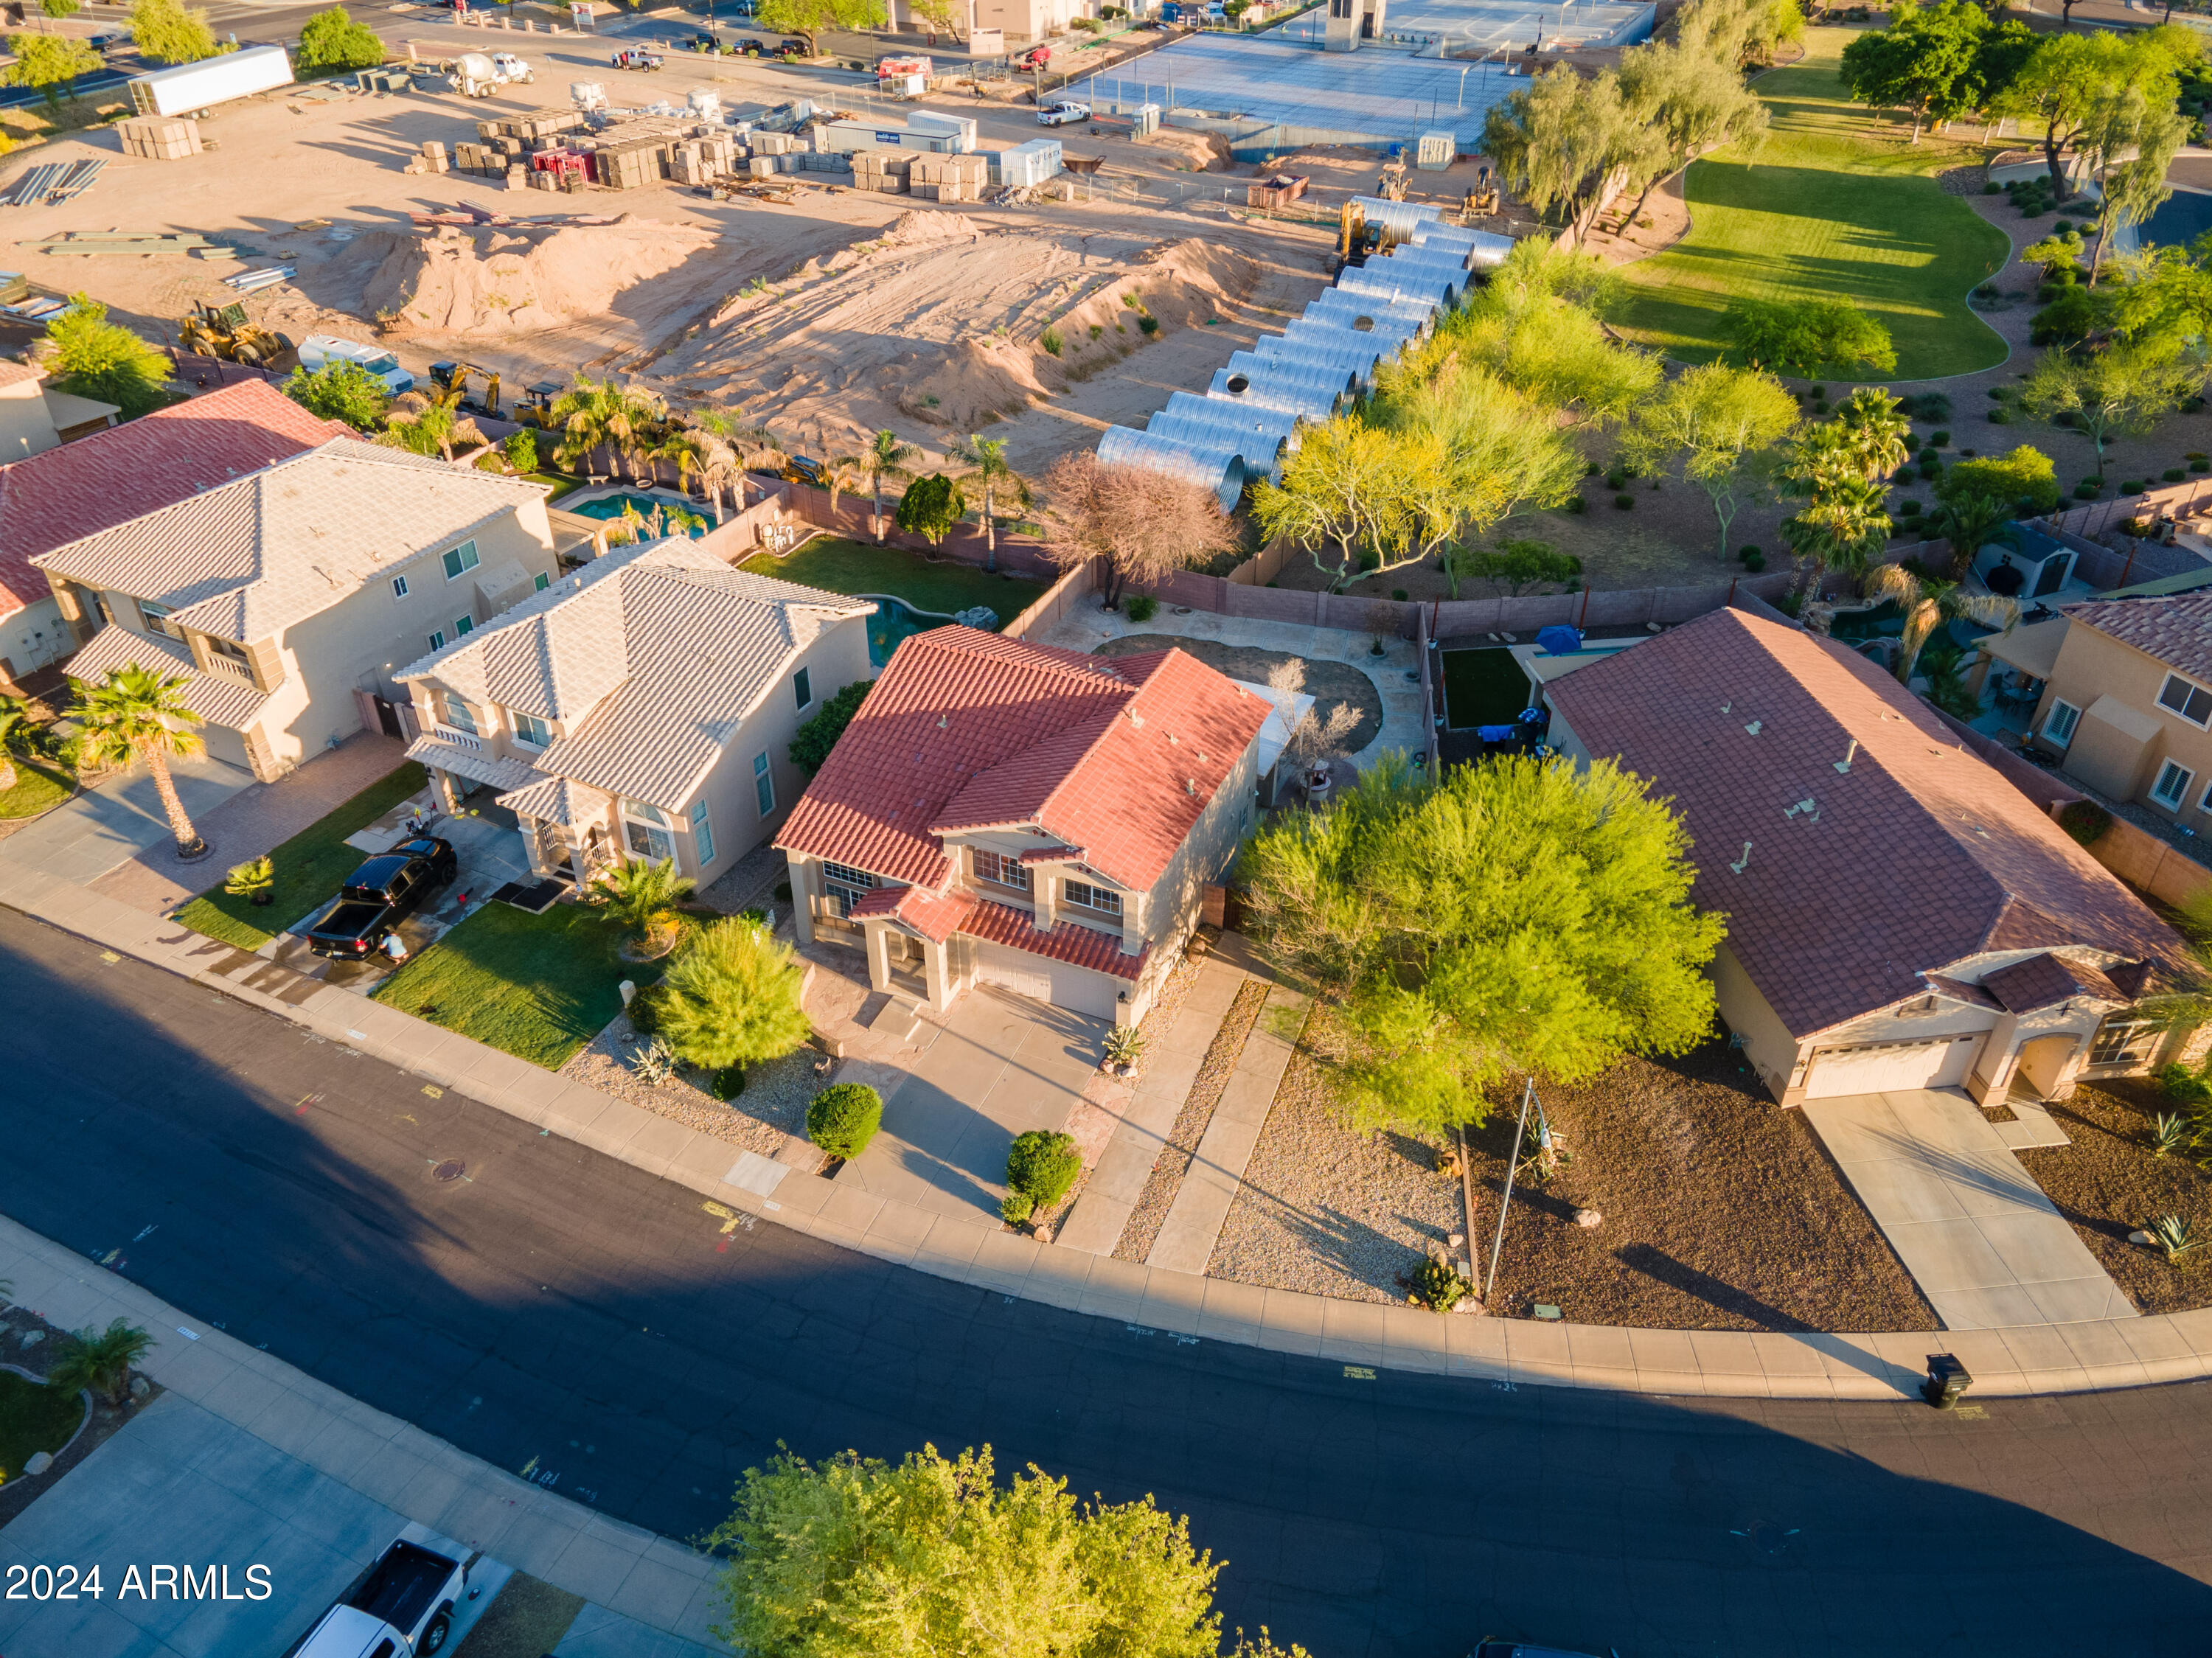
[3, 908, 2208, 1657]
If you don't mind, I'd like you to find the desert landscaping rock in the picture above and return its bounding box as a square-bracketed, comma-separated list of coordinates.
[1094, 635, 1385, 754]
[1113, 976, 1267, 1264]
[561, 1009, 820, 1162]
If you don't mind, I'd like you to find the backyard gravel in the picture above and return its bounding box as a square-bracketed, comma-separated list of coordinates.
[2018, 1080, 2212, 1317]
[1093, 634, 1385, 754]
[1114, 976, 1269, 1263]
[560, 1008, 827, 1164]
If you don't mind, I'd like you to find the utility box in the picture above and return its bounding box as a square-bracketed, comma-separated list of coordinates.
[1415, 129, 1455, 171]
[988, 136, 1062, 188]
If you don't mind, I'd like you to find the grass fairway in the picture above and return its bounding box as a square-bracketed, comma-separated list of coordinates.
[372, 900, 659, 1069]
[174, 762, 427, 950]
[1615, 28, 2010, 381]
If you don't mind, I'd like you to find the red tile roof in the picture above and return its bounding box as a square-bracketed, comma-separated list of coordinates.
[2065, 593, 2212, 681]
[776, 627, 1269, 894]
[1545, 607, 2184, 1039]
[0, 380, 347, 620]
[1982, 951, 2129, 1012]
[959, 896, 1149, 980]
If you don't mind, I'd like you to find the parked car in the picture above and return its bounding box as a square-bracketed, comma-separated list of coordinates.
[611, 46, 664, 69]
[306, 836, 455, 961]
[87, 29, 126, 49]
[776, 35, 811, 54]
[689, 27, 721, 49]
[1037, 100, 1091, 126]
[295, 1533, 479, 1658]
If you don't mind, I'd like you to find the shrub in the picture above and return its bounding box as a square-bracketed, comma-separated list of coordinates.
[1983, 181, 2000, 195]
[2159, 1063, 2212, 1107]
[1809, 385, 1826, 400]
[1989, 409, 2011, 425]
[653, 919, 811, 1071]
[1001, 1191, 1034, 1226]
[1565, 494, 1587, 513]
[1741, 550, 1766, 571]
[2196, 459, 2211, 473]
[503, 428, 538, 472]
[1137, 315, 1160, 335]
[1125, 593, 1158, 621]
[807, 1083, 883, 1159]
[788, 679, 869, 774]
[2166, 467, 2187, 481]
[712, 1065, 746, 1100]
[1988, 387, 2008, 402]
[2058, 799, 2111, 846]
[1006, 1129, 1082, 1210]
[1391, 587, 1408, 602]
[2121, 478, 2145, 494]
[1900, 499, 1921, 516]
[1902, 432, 1921, 454]
[1737, 544, 1761, 562]
[1930, 429, 1950, 447]
[1040, 327, 1062, 357]
[1088, 323, 1103, 339]
[627, 982, 667, 1034]
[1612, 492, 1635, 509]
[1408, 1253, 1474, 1313]
[2074, 481, 2101, 499]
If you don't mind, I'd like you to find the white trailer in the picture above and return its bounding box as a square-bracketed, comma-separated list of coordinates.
[128, 44, 293, 118]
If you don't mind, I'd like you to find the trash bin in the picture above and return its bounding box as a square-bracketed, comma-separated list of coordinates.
[1923, 1352, 1972, 1409]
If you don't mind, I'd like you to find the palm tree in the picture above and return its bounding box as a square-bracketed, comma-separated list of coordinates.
[863, 428, 919, 543]
[591, 854, 696, 953]
[1927, 490, 2022, 580]
[1863, 565, 2022, 686]
[1832, 387, 1912, 480]
[0, 693, 27, 793]
[950, 433, 1029, 571]
[1781, 421, 1894, 609]
[380, 395, 484, 461]
[74, 664, 209, 860]
[46, 1319, 153, 1407]
[549, 377, 665, 481]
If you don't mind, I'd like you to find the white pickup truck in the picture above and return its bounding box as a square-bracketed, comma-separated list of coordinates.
[291, 1532, 480, 1657]
[296, 335, 414, 396]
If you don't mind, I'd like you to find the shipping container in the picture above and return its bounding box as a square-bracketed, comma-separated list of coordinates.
[128, 44, 293, 117]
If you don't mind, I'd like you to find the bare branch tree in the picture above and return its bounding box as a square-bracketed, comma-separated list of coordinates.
[1039, 453, 1242, 610]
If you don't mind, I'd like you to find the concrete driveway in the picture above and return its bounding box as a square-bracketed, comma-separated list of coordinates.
[835, 986, 1107, 1222]
[0, 753, 254, 885]
[1803, 1088, 2136, 1331]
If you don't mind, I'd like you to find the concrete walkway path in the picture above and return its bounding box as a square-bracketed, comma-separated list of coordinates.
[1803, 1089, 2136, 1331]
[0, 750, 254, 884]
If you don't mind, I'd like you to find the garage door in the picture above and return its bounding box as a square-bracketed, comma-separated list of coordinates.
[973, 942, 1122, 1020]
[1804, 1033, 1981, 1098]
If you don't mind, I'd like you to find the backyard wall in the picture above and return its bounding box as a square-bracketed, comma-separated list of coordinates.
[2057, 806, 2212, 910]
[779, 481, 1066, 582]
[1002, 558, 1099, 643]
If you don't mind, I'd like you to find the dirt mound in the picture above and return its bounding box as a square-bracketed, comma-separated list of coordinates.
[361, 216, 715, 338]
[1045, 238, 1260, 371]
[1137, 127, 1238, 172]
[885, 337, 1053, 428]
[877, 208, 987, 247]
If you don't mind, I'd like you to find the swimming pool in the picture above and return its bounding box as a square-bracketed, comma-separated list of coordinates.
[866, 595, 953, 667]
[568, 490, 712, 540]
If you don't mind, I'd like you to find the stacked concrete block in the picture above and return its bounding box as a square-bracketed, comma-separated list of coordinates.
[117, 116, 201, 160]
[851, 148, 914, 194]
[908, 151, 987, 202]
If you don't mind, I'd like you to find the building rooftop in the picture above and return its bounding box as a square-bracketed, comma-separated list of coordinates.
[2062, 592, 2212, 682]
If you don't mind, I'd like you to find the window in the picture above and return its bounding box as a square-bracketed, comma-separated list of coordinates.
[138, 599, 177, 638]
[534, 571, 552, 593]
[428, 630, 446, 652]
[690, 798, 714, 863]
[622, 799, 673, 862]
[511, 711, 551, 748]
[823, 861, 874, 916]
[793, 666, 812, 711]
[204, 635, 249, 665]
[442, 540, 480, 581]
[2152, 759, 2194, 810]
[2090, 1017, 2156, 1067]
[1064, 878, 1121, 916]
[2158, 672, 2212, 728]
[754, 750, 775, 816]
[453, 615, 474, 639]
[439, 694, 479, 736]
[391, 574, 411, 600]
[2042, 699, 2081, 747]
[972, 849, 1032, 891]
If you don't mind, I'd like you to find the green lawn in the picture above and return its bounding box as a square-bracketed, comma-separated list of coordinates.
[0, 1368, 85, 1483]
[173, 762, 428, 950]
[525, 471, 585, 501]
[372, 900, 660, 1069]
[1440, 649, 1532, 730]
[740, 537, 1043, 624]
[0, 759, 72, 821]
[1614, 27, 2010, 381]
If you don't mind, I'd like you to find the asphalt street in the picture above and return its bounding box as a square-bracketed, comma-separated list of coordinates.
[4, 906, 2211, 1657]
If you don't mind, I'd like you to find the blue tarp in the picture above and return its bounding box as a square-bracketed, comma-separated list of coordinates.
[1535, 625, 1582, 655]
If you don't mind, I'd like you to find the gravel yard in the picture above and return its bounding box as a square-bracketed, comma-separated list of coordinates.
[1114, 977, 1270, 1263]
[560, 1007, 828, 1165]
[2018, 1081, 2212, 1317]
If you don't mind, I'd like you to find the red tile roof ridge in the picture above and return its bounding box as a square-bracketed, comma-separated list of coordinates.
[958, 896, 1149, 980]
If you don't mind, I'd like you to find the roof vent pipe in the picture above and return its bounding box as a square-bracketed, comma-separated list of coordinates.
[1834, 739, 1858, 773]
[1731, 841, 1753, 874]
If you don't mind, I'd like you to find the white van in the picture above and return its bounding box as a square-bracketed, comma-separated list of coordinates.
[298, 335, 414, 395]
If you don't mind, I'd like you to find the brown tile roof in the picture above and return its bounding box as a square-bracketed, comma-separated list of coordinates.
[1545, 607, 2185, 1039]
[1982, 951, 2131, 1012]
[959, 896, 1149, 980]
[1925, 973, 2002, 1010]
[0, 360, 44, 390]
[776, 627, 1269, 894]
[2063, 593, 2212, 682]
[0, 380, 346, 621]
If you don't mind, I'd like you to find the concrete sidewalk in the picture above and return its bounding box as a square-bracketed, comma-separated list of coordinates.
[0, 1214, 723, 1657]
[0, 750, 254, 884]
[6, 855, 2212, 1401]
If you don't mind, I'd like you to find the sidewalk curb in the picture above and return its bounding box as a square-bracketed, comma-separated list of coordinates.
[10, 863, 2212, 1403]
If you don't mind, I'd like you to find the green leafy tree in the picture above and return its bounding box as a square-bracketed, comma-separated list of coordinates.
[1839, 0, 1988, 142]
[46, 1319, 153, 1407]
[1720, 298, 1896, 377]
[705, 1443, 1238, 1658]
[1238, 753, 1722, 1137]
[1935, 444, 2059, 517]
[2081, 86, 2188, 283]
[949, 431, 1028, 571]
[789, 680, 869, 774]
[36, 291, 172, 417]
[5, 30, 97, 108]
[128, 0, 227, 63]
[295, 4, 383, 72]
[1482, 64, 1643, 247]
[862, 428, 919, 543]
[751, 0, 886, 57]
[591, 854, 695, 944]
[282, 361, 389, 431]
[1613, 38, 1768, 230]
[1419, 243, 1660, 428]
[1624, 361, 1799, 560]
[502, 428, 538, 473]
[2019, 339, 2208, 472]
[380, 394, 484, 461]
[1006, 1129, 1082, 1209]
[651, 917, 810, 1072]
[41, 0, 81, 16]
[1993, 27, 2198, 202]
[73, 664, 207, 857]
[1863, 564, 2020, 685]
[0, 692, 27, 793]
[894, 471, 967, 546]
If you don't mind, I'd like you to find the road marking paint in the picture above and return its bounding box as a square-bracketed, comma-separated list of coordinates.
[1343, 1365, 1377, 1380]
[294, 1092, 323, 1116]
[175, 1326, 198, 1340]
[132, 1225, 157, 1242]
[1952, 1404, 1989, 1420]
[347, 1028, 368, 1042]
[98, 950, 120, 964]
[422, 1084, 444, 1098]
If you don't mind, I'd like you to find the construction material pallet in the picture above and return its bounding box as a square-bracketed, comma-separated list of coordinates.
[1, 159, 105, 208]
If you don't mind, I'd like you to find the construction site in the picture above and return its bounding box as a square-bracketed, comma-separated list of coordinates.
[0, 14, 1508, 473]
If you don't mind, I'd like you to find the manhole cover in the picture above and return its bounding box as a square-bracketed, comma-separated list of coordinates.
[432, 1160, 466, 1183]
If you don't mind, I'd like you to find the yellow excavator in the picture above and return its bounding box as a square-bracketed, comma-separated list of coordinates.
[1374, 157, 1409, 202]
[428, 359, 503, 418]
[178, 300, 291, 368]
[1460, 163, 1499, 221]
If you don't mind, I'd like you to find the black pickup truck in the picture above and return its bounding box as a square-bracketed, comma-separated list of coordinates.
[305, 837, 456, 961]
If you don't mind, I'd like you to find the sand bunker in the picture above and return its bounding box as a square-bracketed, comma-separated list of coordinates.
[651, 218, 1259, 441]
[361, 215, 715, 338]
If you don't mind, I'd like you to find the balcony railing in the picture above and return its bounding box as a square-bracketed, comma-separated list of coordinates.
[434, 725, 482, 753]
[199, 652, 258, 688]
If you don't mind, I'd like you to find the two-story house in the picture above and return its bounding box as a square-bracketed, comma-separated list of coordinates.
[776, 627, 1272, 1025]
[1544, 606, 2191, 1108]
[0, 378, 344, 686]
[35, 437, 560, 781]
[395, 537, 874, 891]
[2023, 593, 2212, 832]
